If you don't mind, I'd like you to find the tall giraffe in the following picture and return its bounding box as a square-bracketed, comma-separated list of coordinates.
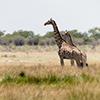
[62, 30, 88, 67]
[44, 18, 87, 67]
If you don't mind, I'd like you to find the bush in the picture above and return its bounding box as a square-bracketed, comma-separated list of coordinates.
[33, 37, 39, 45]
[50, 38, 56, 45]
[0, 37, 10, 45]
[97, 39, 100, 45]
[12, 36, 25, 46]
[72, 38, 83, 45]
[83, 37, 92, 45]
[39, 38, 55, 46]
[26, 37, 34, 45]
[39, 39, 47, 46]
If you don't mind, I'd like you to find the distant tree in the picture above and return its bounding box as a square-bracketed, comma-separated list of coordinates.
[35, 34, 41, 39]
[43, 31, 54, 38]
[5, 34, 12, 38]
[83, 37, 91, 45]
[12, 30, 35, 38]
[68, 29, 87, 38]
[68, 29, 78, 36]
[0, 31, 4, 37]
[60, 31, 64, 35]
[88, 27, 100, 39]
[72, 32, 84, 38]
[83, 32, 88, 37]
[23, 30, 35, 38]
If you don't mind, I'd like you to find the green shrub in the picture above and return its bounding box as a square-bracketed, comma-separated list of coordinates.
[1, 72, 96, 84]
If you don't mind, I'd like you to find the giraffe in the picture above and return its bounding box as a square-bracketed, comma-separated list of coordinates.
[44, 18, 87, 67]
[62, 30, 88, 67]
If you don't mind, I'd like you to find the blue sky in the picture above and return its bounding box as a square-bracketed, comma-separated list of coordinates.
[0, 0, 100, 35]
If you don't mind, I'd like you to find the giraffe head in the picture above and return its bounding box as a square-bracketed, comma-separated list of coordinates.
[62, 30, 69, 39]
[44, 18, 53, 26]
[62, 30, 68, 36]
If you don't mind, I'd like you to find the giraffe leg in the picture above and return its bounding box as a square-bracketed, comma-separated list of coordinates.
[58, 50, 64, 67]
[70, 59, 75, 66]
[60, 57, 64, 67]
[82, 56, 86, 67]
[76, 60, 81, 68]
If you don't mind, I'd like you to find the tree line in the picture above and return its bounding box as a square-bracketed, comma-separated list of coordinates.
[0, 27, 100, 46]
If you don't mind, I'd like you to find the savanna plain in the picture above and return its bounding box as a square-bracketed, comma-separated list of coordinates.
[0, 45, 100, 100]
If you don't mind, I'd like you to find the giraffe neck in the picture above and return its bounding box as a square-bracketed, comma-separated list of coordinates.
[66, 32, 75, 46]
[52, 20, 63, 48]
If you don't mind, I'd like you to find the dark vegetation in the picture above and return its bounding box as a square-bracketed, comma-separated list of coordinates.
[0, 72, 96, 84]
[0, 27, 100, 46]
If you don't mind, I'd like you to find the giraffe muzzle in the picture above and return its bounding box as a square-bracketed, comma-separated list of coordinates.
[44, 23, 47, 26]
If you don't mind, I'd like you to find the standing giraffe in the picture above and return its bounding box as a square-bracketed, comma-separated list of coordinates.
[44, 18, 87, 67]
[62, 30, 88, 67]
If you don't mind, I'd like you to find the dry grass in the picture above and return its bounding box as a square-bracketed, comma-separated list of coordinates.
[0, 45, 100, 100]
[0, 61, 100, 100]
[0, 45, 100, 62]
[0, 82, 100, 100]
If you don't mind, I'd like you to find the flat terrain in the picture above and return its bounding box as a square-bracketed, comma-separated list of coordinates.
[0, 45, 100, 100]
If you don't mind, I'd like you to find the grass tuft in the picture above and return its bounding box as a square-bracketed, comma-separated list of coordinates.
[81, 73, 95, 82]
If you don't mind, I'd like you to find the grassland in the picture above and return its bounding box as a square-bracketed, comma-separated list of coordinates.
[0, 45, 100, 100]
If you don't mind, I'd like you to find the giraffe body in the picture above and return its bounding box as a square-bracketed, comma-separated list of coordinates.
[62, 30, 88, 67]
[44, 18, 87, 67]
